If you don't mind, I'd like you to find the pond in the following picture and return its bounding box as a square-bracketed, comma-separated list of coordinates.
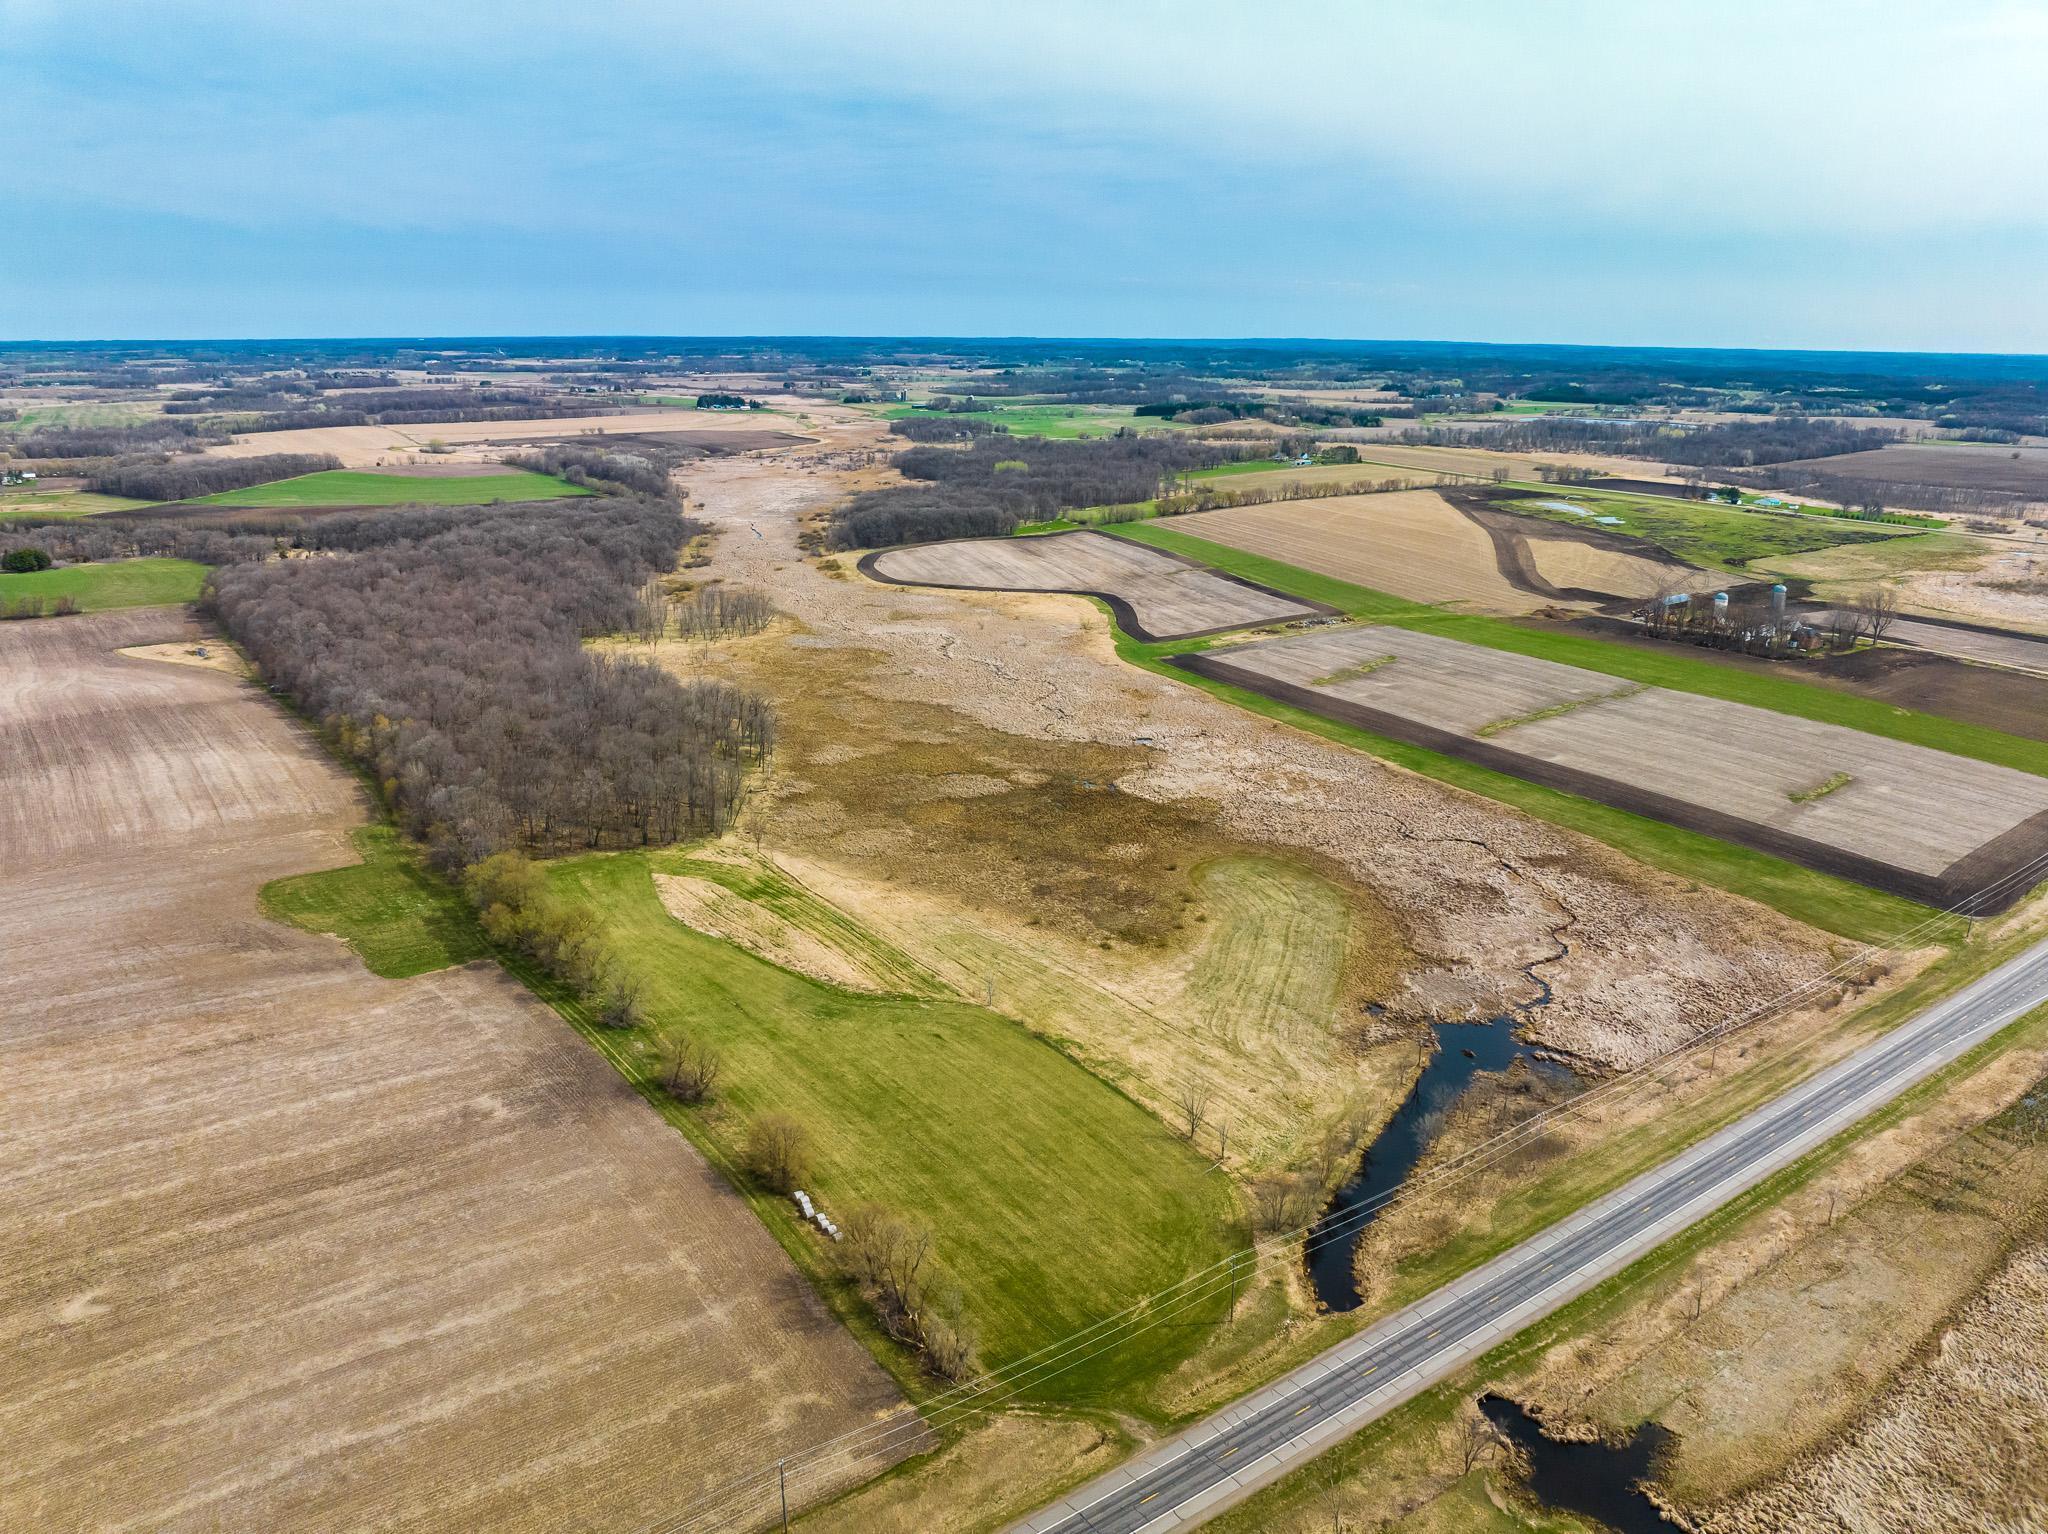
[1481, 1395, 1683, 1534]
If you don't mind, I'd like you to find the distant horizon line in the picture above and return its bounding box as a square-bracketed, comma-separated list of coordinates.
[6, 333, 2048, 366]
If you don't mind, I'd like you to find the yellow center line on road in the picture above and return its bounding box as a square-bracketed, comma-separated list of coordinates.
[1218, 1445, 1239, 1459]
[1295, 1404, 1312, 1415]
[1139, 1491, 1159, 1504]
[1425, 1329, 1439, 1340]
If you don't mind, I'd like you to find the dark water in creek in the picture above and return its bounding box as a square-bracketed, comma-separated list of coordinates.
[1303, 1011, 1567, 1309]
[1305, 944, 1574, 1312]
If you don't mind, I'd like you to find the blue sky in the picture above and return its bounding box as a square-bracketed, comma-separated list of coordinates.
[5, 0, 2046, 349]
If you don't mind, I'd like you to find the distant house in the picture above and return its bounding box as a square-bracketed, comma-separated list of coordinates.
[1, 469, 36, 486]
[1293, 453, 1313, 467]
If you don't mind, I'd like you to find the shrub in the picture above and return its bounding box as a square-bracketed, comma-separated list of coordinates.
[595, 973, 647, 1029]
[745, 1114, 813, 1194]
[2, 547, 53, 572]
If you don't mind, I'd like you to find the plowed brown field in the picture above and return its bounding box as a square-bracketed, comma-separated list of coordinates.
[0, 610, 903, 1533]
[1174, 491, 1533, 610]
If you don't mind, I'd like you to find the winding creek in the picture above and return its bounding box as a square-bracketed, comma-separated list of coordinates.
[1302, 929, 1692, 1532]
[1306, 942, 1576, 1313]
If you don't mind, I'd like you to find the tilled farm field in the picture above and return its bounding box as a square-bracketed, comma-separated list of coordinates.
[1174, 489, 1696, 608]
[204, 411, 809, 466]
[1172, 491, 1538, 610]
[0, 611, 903, 1533]
[1774, 440, 2048, 500]
[863, 528, 1326, 639]
[1185, 625, 2048, 909]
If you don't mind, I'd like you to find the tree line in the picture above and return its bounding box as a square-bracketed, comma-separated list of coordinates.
[1397, 416, 1897, 469]
[89, 452, 341, 502]
[504, 443, 678, 499]
[828, 428, 1248, 548]
[9, 419, 224, 461]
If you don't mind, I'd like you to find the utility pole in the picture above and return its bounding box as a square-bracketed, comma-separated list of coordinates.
[779, 1459, 789, 1533]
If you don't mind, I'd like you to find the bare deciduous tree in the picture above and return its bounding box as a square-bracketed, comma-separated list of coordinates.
[206, 498, 775, 869]
[1850, 584, 1901, 642]
[1457, 1405, 1506, 1475]
[661, 1036, 721, 1103]
[1174, 1076, 1213, 1140]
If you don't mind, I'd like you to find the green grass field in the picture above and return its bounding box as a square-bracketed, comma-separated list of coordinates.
[1182, 459, 1293, 481]
[260, 826, 490, 977]
[3, 401, 163, 429]
[264, 831, 1245, 1408]
[0, 488, 154, 521]
[192, 467, 591, 508]
[1094, 523, 2048, 942]
[544, 848, 1241, 1405]
[0, 557, 207, 611]
[1502, 488, 1912, 571]
[883, 403, 1188, 439]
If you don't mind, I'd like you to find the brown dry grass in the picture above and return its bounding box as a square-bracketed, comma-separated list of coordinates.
[689, 446, 1842, 1081]
[1707, 1241, 2048, 1533]
[0, 610, 904, 1533]
[1523, 534, 1699, 598]
[1351, 443, 1683, 484]
[801, 1412, 1133, 1534]
[1481, 993, 2048, 1530]
[649, 618, 1415, 1175]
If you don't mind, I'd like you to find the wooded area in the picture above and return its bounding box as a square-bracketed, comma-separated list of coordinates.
[828, 428, 1243, 548]
[209, 498, 772, 870]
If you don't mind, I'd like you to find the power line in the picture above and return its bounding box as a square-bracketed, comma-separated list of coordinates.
[649, 849, 2048, 1532]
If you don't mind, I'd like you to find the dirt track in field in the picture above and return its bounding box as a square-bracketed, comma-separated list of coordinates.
[0, 610, 903, 1533]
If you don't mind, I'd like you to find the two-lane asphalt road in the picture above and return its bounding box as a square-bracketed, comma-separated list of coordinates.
[1014, 935, 2048, 1534]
